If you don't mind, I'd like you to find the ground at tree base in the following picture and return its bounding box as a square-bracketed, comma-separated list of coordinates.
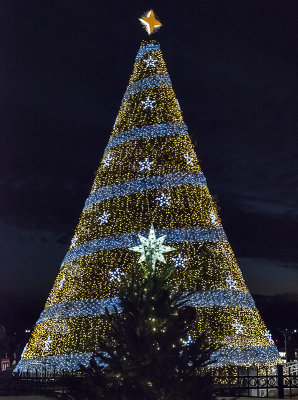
[217, 398, 298, 400]
[0, 396, 296, 400]
[0, 397, 56, 400]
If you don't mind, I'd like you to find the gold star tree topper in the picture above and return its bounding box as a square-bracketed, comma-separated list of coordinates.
[139, 10, 162, 35]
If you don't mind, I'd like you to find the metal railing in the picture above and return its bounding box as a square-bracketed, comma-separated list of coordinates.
[286, 361, 298, 375]
[215, 365, 298, 398]
[0, 364, 297, 398]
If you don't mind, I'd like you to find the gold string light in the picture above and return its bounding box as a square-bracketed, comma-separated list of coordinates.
[17, 39, 280, 372]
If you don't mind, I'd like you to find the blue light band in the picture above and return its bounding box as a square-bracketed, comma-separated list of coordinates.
[36, 298, 120, 325]
[122, 74, 172, 103]
[61, 227, 227, 268]
[14, 352, 94, 373]
[187, 290, 256, 309]
[106, 123, 189, 151]
[135, 43, 160, 60]
[84, 172, 207, 211]
[14, 343, 279, 373]
[36, 291, 255, 325]
[211, 344, 280, 366]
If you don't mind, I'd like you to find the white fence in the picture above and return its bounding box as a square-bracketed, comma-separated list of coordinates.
[286, 361, 298, 375]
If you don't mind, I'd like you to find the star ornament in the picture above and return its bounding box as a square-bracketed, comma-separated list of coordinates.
[130, 224, 175, 270]
[139, 10, 162, 35]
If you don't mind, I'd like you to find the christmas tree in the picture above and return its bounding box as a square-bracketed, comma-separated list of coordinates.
[15, 12, 279, 373]
[64, 228, 215, 400]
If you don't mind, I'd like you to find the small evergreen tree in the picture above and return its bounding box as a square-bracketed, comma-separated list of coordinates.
[66, 246, 216, 400]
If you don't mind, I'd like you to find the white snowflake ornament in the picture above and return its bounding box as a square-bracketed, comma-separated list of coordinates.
[156, 193, 171, 206]
[226, 276, 237, 291]
[70, 235, 78, 249]
[233, 321, 244, 334]
[98, 211, 110, 225]
[141, 96, 156, 110]
[109, 268, 125, 283]
[44, 336, 52, 351]
[144, 56, 158, 68]
[172, 254, 188, 268]
[184, 153, 193, 166]
[182, 335, 194, 346]
[139, 158, 153, 172]
[265, 329, 274, 343]
[210, 211, 217, 225]
[59, 275, 66, 289]
[102, 154, 113, 167]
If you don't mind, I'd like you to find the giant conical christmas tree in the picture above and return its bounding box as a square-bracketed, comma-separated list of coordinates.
[15, 31, 280, 373]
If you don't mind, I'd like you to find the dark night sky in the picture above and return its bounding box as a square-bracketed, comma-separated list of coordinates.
[0, 0, 298, 331]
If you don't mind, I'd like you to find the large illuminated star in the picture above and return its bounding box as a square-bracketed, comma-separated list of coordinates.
[130, 224, 175, 270]
[139, 10, 162, 35]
